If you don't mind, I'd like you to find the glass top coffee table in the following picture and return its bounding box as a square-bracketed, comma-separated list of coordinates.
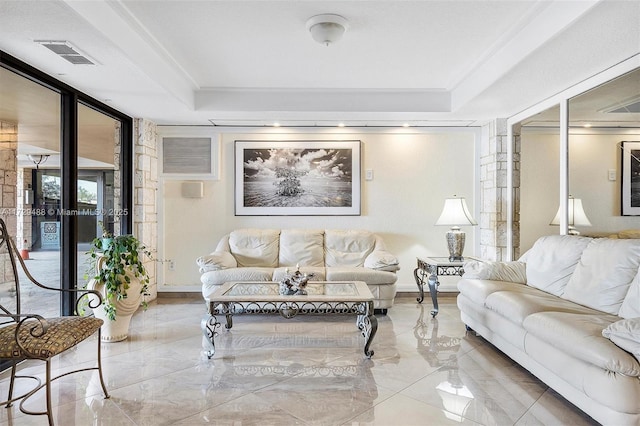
[202, 281, 378, 358]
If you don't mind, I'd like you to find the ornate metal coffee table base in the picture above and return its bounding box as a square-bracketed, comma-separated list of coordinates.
[202, 300, 378, 359]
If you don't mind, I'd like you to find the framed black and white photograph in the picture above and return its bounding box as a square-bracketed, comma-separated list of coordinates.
[621, 141, 640, 215]
[235, 140, 361, 216]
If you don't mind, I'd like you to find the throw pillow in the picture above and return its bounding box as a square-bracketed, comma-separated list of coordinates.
[602, 318, 640, 363]
[196, 252, 237, 272]
[462, 260, 526, 284]
[562, 238, 640, 315]
[364, 251, 400, 272]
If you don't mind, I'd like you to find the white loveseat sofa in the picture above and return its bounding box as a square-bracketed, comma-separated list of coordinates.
[196, 229, 400, 311]
[458, 235, 640, 425]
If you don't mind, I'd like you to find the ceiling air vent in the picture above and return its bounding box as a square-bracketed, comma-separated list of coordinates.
[34, 40, 96, 65]
[601, 96, 640, 114]
[609, 101, 640, 113]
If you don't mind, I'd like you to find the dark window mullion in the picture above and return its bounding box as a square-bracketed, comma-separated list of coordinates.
[60, 92, 78, 316]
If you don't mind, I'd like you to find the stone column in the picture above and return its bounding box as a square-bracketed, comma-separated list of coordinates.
[16, 168, 33, 251]
[0, 121, 18, 281]
[479, 119, 521, 261]
[133, 118, 158, 300]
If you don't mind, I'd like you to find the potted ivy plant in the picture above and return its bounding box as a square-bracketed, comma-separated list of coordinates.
[86, 233, 151, 342]
[98, 220, 113, 251]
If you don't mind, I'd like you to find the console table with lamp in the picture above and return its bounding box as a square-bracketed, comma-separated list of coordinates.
[414, 196, 476, 317]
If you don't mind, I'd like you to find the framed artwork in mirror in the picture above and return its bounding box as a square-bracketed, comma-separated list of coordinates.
[235, 140, 361, 216]
[621, 141, 640, 215]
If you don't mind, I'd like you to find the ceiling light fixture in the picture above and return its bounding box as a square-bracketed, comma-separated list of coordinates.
[27, 154, 50, 169]
[306, 14, 349, 46]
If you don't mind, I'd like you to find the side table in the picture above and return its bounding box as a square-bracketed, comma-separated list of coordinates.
[414, 257, 465, 317]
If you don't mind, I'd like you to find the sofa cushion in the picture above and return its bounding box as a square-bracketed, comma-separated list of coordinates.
[457, 278, 530, 305]
[519, 235, 592, 296]
[324, 229, 375, 267]
[462, 260, 526, 283]
[278, 229, 325, 267]
[485, 289, 600, 326]
[619, 270, 640, 319]
[603, 318, 640, 363]
[229, 229, 280, 267]
[523, 311, 640, 376]
[325, 267, 397, 285]
[201, 267, 275, 298]
[562, 238, 640, 315]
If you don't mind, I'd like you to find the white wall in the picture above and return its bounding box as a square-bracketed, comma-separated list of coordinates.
[520, 128, 640, 254]
[520, 129, 560, 253]
[159, 128, 478, 292]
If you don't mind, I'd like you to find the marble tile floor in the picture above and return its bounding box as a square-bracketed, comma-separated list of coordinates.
[0, 296, 599, 426]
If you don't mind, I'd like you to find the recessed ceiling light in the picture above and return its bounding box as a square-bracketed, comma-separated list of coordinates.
[402, 123, 410, 128]
[338, 123, 345, 127]
[583, 123, 592, 128]
[273, 122, 281, 127]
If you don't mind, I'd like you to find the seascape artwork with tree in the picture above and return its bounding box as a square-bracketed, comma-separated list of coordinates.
[621, 141, 640, 215]
[235, 141, 361, 215]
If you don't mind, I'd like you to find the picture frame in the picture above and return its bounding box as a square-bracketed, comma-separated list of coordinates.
[235, 140, 361, 216]
[621, 141, 640, 215]
[157, 126, 220, 180]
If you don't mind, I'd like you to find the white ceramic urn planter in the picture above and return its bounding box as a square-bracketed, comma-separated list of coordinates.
[88, 257, 144, 342]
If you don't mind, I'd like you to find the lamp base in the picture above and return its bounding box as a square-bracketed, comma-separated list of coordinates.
[568, 226, 580, 236]
[446, 228, 465, 262]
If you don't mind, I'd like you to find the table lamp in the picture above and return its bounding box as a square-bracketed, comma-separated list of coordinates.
[550, 197, 592, 235]
[435, 197, 477, 261]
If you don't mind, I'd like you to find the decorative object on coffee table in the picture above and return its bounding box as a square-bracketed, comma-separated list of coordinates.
[279, 264, 315, 295]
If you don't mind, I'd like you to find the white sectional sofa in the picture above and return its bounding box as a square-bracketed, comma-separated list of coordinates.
[458, 235, 640, 425]
[196, 228, 400, 312]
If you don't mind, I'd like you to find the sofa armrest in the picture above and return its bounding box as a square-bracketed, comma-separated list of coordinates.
[602, 317, 640, 364]
[364, 250, 400, 272]
[463, 259, 526, 284]
[196, 251, 237, 273]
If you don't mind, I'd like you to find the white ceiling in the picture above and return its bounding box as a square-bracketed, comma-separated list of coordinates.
[0, 0, 639, 127]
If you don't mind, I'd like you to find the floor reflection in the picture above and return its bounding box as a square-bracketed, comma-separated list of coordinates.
[413, 305, 474, 421]
[0, 297, 600, 425]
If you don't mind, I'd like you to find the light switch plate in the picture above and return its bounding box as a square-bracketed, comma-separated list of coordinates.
[365, 169, 374, 181]
[608, 169, 616, 181]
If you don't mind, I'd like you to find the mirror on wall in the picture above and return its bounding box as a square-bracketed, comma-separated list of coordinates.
[518, 105, 561, 253]
[568, 68, 640, 237]
[514, 66, 640, 256]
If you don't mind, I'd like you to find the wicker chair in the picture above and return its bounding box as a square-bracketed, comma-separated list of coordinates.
[0, 218, 109, 425]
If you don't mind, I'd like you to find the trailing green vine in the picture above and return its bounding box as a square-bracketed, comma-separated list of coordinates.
[87, 234, 152, 321]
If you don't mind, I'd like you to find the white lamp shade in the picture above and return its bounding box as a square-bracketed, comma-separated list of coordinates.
[435, 198, 477, 227]
[550, 198, 592, 226]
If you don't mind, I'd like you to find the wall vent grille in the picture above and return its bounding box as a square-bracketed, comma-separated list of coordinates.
[35, 40, 96, 65]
